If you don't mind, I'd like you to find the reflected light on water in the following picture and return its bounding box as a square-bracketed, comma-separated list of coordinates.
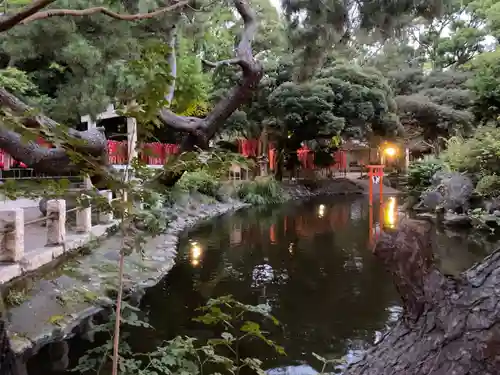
[384, 197, 397, 228]
[318, 204, 326, 218]
[190, 241, 202, 267]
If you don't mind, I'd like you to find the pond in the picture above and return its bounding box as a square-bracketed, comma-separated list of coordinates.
[32, 195, 500, 375]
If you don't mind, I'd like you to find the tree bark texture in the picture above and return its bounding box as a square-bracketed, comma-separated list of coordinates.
[346, 218, 500, 375]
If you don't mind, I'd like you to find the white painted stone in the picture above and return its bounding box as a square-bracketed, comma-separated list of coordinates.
[51, 245, 65, 258]
[0, 208, 24, 262]
[76, 195, 92, 233]
[0, 263, 21, 283]
[47, 199, 66, 246]
[98, 190, 113, 223]
[21, 247, 54, 272]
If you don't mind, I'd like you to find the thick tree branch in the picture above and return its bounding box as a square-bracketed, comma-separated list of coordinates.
[158, 0, 263, 143]
[20, 0, 189, 25]
[0, 0, 56, 32]
[0, 88, 108, 175]
[202, 57, 243, 68]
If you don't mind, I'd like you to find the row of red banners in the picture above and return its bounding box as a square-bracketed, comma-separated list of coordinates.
[0, 138, 347, 170]
[107, 140, 179, 165]
[0, 140, 180, 170]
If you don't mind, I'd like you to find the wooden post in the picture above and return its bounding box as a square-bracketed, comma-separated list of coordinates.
[379, 167, 384, 201]
[368, 168, 373, 207]
[368, 203, 373, 248]
[46, 199, 66, 246]
[405, 147, 410, 172]
[126, 116, 138, 164]
[76, 195, 92, 233]
[99, 190, 114, 223]
[0, 208, 24, 262]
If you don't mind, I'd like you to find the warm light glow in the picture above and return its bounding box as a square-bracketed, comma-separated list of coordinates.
[318, 204, 326, 218]
[384, 147, 397, 157]
[384, 197, 397, 228]
[190, 241, 202, 267]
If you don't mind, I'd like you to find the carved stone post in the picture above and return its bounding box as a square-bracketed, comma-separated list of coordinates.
[46, 199, 66, 246]
[0, 208, 24, 262]
[76, 195, 92, 233]
[99, 190, 113, 223]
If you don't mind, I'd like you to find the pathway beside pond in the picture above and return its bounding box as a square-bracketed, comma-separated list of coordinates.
[0, 197, 118, 285]
[3, 196, 245, 367]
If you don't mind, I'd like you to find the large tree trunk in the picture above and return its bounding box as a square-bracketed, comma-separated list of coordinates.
[346, 218, 500, 375]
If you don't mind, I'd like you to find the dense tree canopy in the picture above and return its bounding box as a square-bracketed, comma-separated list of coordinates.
[0, 0, 496, 178]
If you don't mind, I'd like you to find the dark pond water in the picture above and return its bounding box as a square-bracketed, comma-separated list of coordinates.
[33, 195, 500, 375]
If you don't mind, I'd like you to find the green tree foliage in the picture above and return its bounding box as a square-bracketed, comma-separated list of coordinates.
[0, 0, 215, 126]
[387, 68, 475, 148]
[281, 0, 449, 81]
[408, 0, 487, 70]
[467, 47, 500, 123]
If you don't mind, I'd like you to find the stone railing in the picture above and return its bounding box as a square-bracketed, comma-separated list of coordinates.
[0, 190, 117, 282]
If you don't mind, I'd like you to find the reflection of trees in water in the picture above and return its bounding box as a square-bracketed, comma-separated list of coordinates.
[129, 198, 400, 370]
[170, 198, 399, 367]
[432, 226, 500, 277]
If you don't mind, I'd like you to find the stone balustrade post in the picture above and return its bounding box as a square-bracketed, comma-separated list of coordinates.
[0, 208, 24, 262]
[76, 194, 92, 233]
[47, 199, 66, 246]
[99, 190, 113, 223]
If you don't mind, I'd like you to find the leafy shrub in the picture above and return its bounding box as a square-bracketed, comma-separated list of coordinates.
[407, 156, 443, 195]
[476, 174, 500, 197]
[237, 177, 287, 205]
[74, 296, 285, 375]
[178, 170, 221, 197]
[442, 127, 500, 176]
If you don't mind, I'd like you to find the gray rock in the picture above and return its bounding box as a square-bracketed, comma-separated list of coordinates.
[415, 212, 437, 223]
[443, 213, 471, 227]
[442, 174, 473, 213]
[431, 170, 452, 187]
[421, 191, 444, 210]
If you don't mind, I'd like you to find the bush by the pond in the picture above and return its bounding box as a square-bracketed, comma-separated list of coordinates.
[407, 156, 443, 196]
[476, 174, 500, 197]
[237, 177, 288, 205]
[177, 170, 221, 197]
[74, 296, 287, 375]
[441, 127, 500, 176]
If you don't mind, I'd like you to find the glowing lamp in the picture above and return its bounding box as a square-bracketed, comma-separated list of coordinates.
[384, 147, 397, 157]
[318, 204, 326, 218]
[190, 241, 202, 267]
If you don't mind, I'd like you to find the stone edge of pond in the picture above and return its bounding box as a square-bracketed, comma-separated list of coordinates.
[8, 199, 250, 358]
[8, 181, 362, 359]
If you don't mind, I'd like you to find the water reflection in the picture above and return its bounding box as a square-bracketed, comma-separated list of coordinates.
[190, 241, 203, 267]
[36, 196, 500, 375]
[171, 196, 401, 371]
[318, 204, 326, 218]
[384, 197, 397, 229]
